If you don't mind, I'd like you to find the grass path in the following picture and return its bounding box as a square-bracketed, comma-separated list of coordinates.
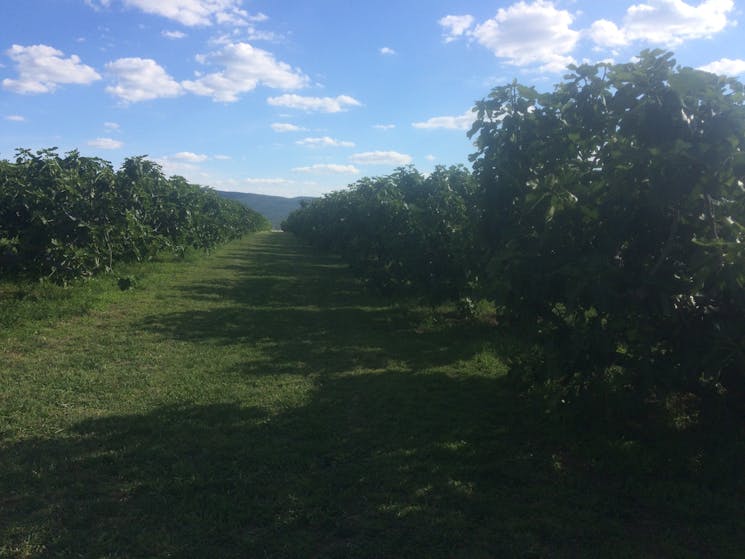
[1, 232, 742, 558]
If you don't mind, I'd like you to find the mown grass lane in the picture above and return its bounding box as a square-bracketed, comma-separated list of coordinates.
[1, 232, 742, 558]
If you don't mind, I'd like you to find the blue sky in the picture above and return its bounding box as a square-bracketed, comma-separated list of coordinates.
[1, 0, 744, 196]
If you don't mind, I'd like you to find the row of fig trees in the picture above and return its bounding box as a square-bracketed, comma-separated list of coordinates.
[0, 149, 270, 282]
[284, 50, 745, 469]
[284, 164, 482, 301]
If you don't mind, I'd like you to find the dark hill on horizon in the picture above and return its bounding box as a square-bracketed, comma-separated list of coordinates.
[216, 191, 315, 229]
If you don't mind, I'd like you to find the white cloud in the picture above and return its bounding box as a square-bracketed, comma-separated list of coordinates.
[204, 9, 278, 43]
[87, 137, 123, 149]
[233, 176, 299, 196]
[5, 115, 25, 122]
[698, 57, 745, 75]
[213, 154, 232, 160]
[267, 94, 362, 113]
[590, 0, 735, 48]
[439, 14, 475, 42]
[271, 122, 305, 132]
[182, 42, 308, 102]
[2, 44, 101, 94]
[349, 151, 412, 165]
[210, 26, 280, 45]
[106, 57, 183, 102]
[292, 164, 360, 174]
[373, 124, 396, 130]
[162, 30, 187, 39]
[246, 28, 281, 41]
[412, 110, 474, 130]
[425, 154, 436, 161]
[248, 13, 269, 23]
[243, 177, 292, 185]
[170, 151, 209, 162]
[297, 136, 355, 148]
[468, 1, 579, 72]
[121, 0, 250, 27]
[153, 157, 202, 179]
[379, 47, 396, 55]
[588, 20, 630, 48]
[104, 121, 120, 130]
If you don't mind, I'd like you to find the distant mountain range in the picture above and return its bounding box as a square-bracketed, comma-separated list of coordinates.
[216, 191, 316, 229]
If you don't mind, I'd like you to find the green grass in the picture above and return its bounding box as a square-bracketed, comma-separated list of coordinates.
[1, 232, 743, 558]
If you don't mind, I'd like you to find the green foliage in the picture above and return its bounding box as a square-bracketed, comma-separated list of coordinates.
[0, 148, 270, 282]
[469, 50, 745, 449]
[283, 165, 481, 301]
[285, 50, 745, 466]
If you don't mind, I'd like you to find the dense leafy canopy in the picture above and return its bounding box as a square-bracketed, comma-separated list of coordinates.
[0, 148, 270, 282]
[470, 50, 745, 442]
[283, 165, 481, 301]
[284, 50, 745, 459]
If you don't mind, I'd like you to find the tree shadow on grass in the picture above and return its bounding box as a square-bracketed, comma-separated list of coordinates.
[173, 235, 381, 310]
[141, 302, 494, 378]
[141, 233, 497, 376]
[0, 373, 524, 558]
[3, 371, 742, 558]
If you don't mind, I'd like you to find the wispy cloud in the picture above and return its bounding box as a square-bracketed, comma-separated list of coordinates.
[349, 151, 412, 165]
[412, 110, 474, 130]
[117, 0, 250, 27]
[292, 163, 360, 174]
[296, 136, 355, 148]
[271, 122, 305, 132]
[267, 94, 362, 113]
[172, 151, 209, 162]
[87, 137, 123, 149]
[243, 177, 292, 185]
[162, 30, 187, 39]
